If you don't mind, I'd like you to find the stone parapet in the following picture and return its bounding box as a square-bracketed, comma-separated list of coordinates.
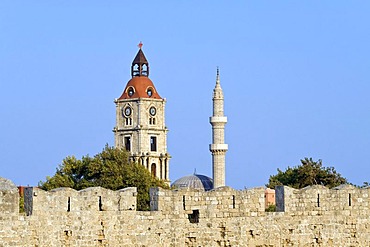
[276, 184, 370, 215]
[0, 177, 19, 216]
[3, 176, 370, 246]
[24, 186, 137, 216]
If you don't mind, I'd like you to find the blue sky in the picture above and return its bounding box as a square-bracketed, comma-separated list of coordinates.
[1, 1, 369, 189]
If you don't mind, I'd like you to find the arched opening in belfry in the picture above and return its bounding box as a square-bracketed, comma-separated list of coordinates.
[132, 64, 139, 76]
[151, 163, 156, 177]
[142, 64, 148, 76]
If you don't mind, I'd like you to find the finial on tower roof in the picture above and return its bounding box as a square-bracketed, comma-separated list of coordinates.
[138, 41, 143, 49]
[216, 67, 220, 85]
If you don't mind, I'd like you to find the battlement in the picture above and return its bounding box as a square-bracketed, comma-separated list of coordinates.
[23, 186, 137, 216]
[276, 184, 370, 215]
[3, 176, 370, 246]
[150, 186, 266, 218]
[0, 177, 19, 216]
[2, 176, 370, 217]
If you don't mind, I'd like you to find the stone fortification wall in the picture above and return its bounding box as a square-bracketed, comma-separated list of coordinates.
[24, 186, 137, 216]
[150, 186, 266, 218]
[0, 177, 19, 216]
[1, 176, 370, 246]
[276, 184, 370, 215]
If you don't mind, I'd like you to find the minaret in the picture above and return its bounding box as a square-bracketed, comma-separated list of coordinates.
[114, 43, 170, 184]
[210, 68, 228, 188]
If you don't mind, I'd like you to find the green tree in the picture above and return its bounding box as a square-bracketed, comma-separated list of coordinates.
[266, 158, 347, 189]
[361, 182, 370, 188]
[39, 145, 168, 210]
[265, 204, 276, 212]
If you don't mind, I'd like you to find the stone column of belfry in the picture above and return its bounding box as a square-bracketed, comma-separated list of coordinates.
[210, 68, 228, 189]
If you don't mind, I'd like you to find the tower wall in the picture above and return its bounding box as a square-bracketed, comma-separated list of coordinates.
[211, 150, 227, 187]
[114, 98, 170, 181]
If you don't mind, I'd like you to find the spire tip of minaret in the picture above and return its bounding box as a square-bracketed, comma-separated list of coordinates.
[216, 67, 220, 85]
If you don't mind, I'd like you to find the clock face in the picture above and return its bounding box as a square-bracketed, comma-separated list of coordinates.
[123, 107, 132, 117]
[149, 106, 156, 116]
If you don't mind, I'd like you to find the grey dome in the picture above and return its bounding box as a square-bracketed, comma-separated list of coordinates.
[171, 174, 213, 191]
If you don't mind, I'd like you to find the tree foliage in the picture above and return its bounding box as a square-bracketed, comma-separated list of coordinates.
[266, 158, 347, 189]
[265, 204, 276, 212]
[39, 145, 168, 210]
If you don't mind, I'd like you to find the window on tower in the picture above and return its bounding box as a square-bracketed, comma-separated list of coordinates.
[149, 117, 156, 125]
[151, 163, 156, 177]
[127, 87, 135, 97]
[125, 117, 132, 125]
[150, 136, 157, 152]
[124, 136, 131, 151]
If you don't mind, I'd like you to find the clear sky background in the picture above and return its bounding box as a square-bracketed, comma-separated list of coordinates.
[1, 1, 369, 189]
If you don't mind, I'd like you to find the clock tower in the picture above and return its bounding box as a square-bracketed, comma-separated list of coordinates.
[114, 44, 170, 183]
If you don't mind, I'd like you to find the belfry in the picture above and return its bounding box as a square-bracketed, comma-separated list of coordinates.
[210, 68, 228, 188]
[114, 43, 170, 184]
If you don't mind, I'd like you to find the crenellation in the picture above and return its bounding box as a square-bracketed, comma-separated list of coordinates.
[3, 178, 370, 245]
[24, 186, 137, 217]
[0, 177, 19, 216]
[276, 184, 370, 216]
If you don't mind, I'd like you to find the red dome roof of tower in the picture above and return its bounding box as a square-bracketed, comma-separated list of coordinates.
[118, 77, 161, 100]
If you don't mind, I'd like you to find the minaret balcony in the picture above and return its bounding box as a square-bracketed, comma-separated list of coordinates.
[209, 116, 227, 123]
[209, 144, 228, 151]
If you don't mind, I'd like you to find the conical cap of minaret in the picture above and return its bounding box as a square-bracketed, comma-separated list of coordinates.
[213, 68, 224, 100]
[212, 68, 225, 117]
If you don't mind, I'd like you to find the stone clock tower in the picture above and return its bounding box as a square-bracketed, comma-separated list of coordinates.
[114, 44, 170, 183]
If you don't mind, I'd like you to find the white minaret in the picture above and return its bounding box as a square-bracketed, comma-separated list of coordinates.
[210, 68, 228, 189]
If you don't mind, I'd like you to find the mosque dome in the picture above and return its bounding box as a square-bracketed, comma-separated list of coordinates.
[171, 174, 213, 191]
